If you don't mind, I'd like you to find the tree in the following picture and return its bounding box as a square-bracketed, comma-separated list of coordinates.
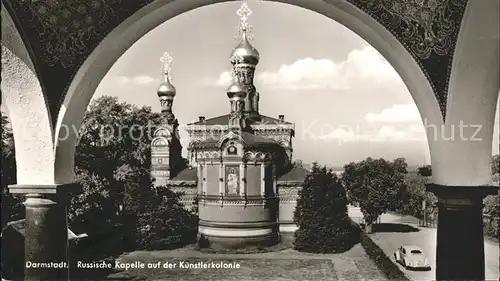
[293, 163, 359, 253]
[69, 96, 194, 251]
[396, 170, 437, 219]
[492, 155, 499, 181]
[417, 165, 432, 177]
[70, 96, 164, 232]
[484, 155, 499, 217]
[342, 157, 407, 233]
[1, 114, 23, 229]
[136, 186, 198, 250]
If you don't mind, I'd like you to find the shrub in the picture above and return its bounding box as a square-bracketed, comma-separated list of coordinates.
[483, 214, 499, 240]
[359, 231, 409, 280]
[293, 163, 359, 253]
[135, 187, 198, 250]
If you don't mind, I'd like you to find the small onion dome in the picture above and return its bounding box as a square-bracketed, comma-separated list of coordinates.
[230, 31, 259, 65]
[157, 78, 176, 97]
[226, 81, 247, 99]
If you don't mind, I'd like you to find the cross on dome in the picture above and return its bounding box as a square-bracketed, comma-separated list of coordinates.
[160, 51, 173, 78]
[235, 3, 254, 41]
[237, 3, 252, 27]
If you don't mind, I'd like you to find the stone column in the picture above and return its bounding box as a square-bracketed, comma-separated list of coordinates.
[426, 184, 498, 281]
[8, 184, 78, 281]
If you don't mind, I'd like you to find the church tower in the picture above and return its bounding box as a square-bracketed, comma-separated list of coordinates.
[151, 51, 183, 186]
[230, 3, 261, 121]
[227, 58, 247, 131]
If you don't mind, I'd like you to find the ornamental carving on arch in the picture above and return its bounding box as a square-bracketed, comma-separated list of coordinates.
[351, 0, 464, 60]
[10, 0, 155, 68]
[243, 151, 255, 162]
[212, 151, 221, 159]
[10, 0, 468, 123]
[254, 152, 264, 163]
[346, 0, 469, 119]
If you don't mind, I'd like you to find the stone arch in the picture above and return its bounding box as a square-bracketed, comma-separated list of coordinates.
[1, 4, 55, 185]
[54, 0, 443, 184]
[217, 131, 245, 148]
[431, 0, 499, 185]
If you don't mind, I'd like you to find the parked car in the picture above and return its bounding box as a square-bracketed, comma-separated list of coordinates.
[394, 245, 431, 270]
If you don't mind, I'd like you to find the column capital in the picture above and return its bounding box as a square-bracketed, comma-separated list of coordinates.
[426, 183, 498, 207]
[8, 183, 80, 203]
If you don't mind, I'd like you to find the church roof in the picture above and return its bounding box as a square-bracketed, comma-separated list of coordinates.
[278, 165, 309, 183]
[190, 131, 279, 150]
[172, 167, 197, 181]
[187, 114, 293, 126]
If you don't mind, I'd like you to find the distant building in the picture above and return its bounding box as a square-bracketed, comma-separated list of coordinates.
[150, 4, 308, 249]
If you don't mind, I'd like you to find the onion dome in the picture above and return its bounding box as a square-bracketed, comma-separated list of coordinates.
[230, 30, 259, 65]
[157, 77, 176, 98]
[226, 81, 247, 100]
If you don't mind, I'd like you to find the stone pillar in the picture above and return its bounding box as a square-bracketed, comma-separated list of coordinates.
[8, 184, 78, 281]
[427, 184, 498, 281]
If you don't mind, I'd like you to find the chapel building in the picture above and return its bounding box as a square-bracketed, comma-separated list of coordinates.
[150, 3, 308, 248]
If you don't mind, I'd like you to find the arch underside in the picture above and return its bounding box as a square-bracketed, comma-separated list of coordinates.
[1, 3, 56, 185]
[4, 0, 468, 125]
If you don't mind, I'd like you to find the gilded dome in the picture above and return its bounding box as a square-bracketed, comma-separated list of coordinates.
[230, 32, 259, 65]
[157, 78, 176, 97]
[226, 82, 247, 99]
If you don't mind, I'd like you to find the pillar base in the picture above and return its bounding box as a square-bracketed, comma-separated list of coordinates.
[426, 183, 498, 281]
[8, 183, 79, 281]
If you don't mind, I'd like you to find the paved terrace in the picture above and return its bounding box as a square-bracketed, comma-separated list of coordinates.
[110, 244, 387, 281]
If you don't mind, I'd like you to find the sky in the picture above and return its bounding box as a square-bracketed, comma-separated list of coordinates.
[4, 1, 500, 167]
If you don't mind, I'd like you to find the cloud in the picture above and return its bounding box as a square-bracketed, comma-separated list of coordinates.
[114, 75, 156, 85]
[365, 104, 421, 123]
[216, 71, 233, 87]
[370, 125, 423, 142]
[256, 58, 347, 90]
[310, 124, 425, 143]
[207, 45, 401, 90]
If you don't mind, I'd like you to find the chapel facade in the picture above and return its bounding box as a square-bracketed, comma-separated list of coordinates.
[150, 3, 308, 248]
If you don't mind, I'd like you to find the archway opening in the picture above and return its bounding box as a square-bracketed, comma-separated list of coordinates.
[54, 0, 442, 184]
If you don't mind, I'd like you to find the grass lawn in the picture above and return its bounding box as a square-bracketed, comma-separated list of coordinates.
[107, 258, 336, 281]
